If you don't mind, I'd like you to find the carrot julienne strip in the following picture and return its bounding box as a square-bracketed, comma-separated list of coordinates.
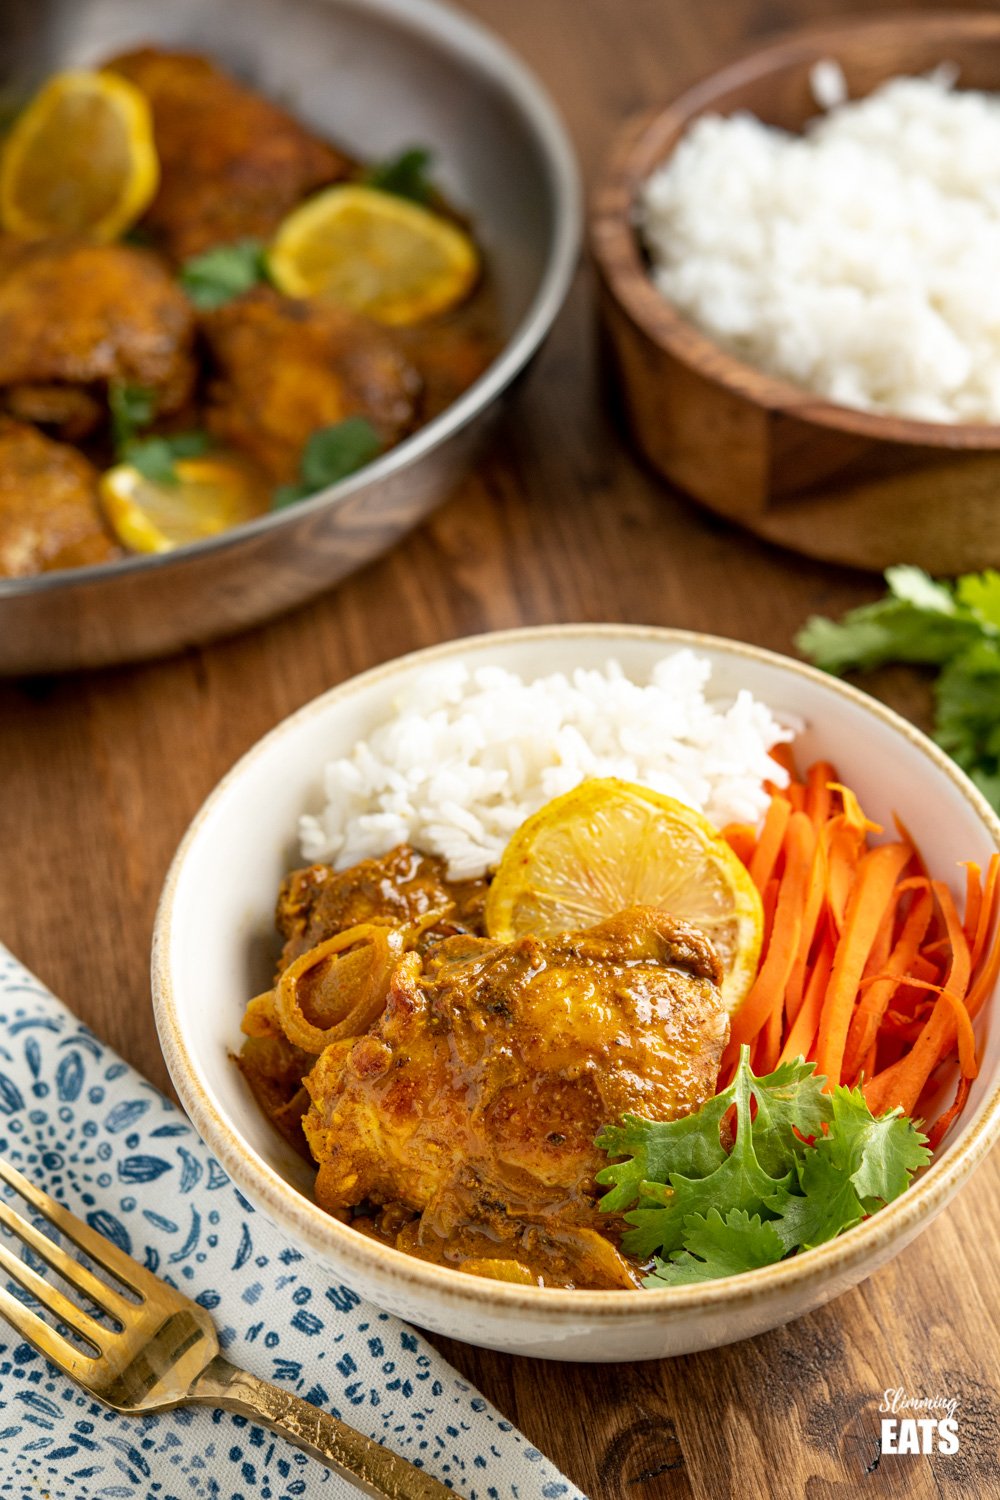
[724, 812, 814, 1070]
[805, 761, 838, 829]
[777, 929, 834, 1068]
[748, 796, 791, 894]
[961, 861, 982, 953]
[785, 833, 827, 1023]
[722, 823, 757, 867]
[863, 881, 972, 1116]
[927, 1076, 972, 1153]
[970, 854, 1000, 973]
[842, 886, 933, 1079]
[814, 840, 913, 1090]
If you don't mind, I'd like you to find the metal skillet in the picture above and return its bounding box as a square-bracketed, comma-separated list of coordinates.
[0, 0, 579, 673]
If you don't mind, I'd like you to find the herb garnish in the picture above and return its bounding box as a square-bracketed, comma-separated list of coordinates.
[797, 565, 1000, 813]
[364, 146, 435, 205]
[178, 239, 269, 310]
[596, 1047, 929, 1287]
[107, 381, 211, 485]
[272, 417, 382, 509]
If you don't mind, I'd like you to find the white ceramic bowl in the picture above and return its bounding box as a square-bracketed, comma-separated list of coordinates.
[152, 626, 1000, 1361]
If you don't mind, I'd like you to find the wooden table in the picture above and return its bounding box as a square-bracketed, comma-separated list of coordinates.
[2, 0, 998, 1495]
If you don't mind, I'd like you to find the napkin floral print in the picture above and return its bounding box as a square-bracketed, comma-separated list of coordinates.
[0, 947, 583, 1500]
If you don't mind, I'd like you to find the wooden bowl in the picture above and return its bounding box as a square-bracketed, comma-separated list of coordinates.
[590, 13, 1000, 574]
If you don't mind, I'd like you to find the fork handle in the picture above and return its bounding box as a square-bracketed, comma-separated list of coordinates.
[191, 1354, 460, 1500]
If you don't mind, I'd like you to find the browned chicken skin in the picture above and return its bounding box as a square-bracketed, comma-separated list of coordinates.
[106, 48, 352, 262]
[0, 241, 197, 428]
[0, 418, 118, 575]
[303, 907, 727, 1223]
[243, 848, 731, 1287]
[202, 287, 421, 483]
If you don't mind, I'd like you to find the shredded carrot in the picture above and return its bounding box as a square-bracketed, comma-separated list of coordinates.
[843, 887, 933, 1079]
[805, 761, 838, 828]
[967, 864, 1000, 1021]
[785, 834, 827, 1022]
[777, 930, 834, 1067]
[815, 841, 913, 1089]
[962, 862, 982, 952]
[718, 768, 996, 1154]
[863, 881, 972, 1116]
[970, 854, 1000, 973]
[927, 1076, 972, 1152]
[724, 813, 814, 1070]
[768, 741, 797, 778]
[722, 823, 757, 867]
[748, 796, 791, 894]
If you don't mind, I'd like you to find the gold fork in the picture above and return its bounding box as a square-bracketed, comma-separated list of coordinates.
[0, 1155, 460, 1499]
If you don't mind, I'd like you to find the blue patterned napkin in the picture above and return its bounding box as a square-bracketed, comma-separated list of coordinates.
[0, 947, 584, 1500]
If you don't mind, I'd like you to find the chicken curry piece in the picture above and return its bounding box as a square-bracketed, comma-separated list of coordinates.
[0, 418, 118, 576]
[240, 846, 731, 1290]
[106, 48, 352, 263]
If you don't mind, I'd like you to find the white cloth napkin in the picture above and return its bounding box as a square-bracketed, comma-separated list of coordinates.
[0, 946, 585, 1500]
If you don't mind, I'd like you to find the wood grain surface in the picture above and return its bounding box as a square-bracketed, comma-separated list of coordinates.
[1, 1, 998, 1496]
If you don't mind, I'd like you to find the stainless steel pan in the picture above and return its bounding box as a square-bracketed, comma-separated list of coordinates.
[0, 0, 579, 672]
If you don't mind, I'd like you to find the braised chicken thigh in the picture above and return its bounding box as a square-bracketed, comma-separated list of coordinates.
[303, 907, 727, 1226]
[106, 48, 351, 262]
[0, 418, 117, 575]
[202, 288, 420, 483]
[241, 842, 730, 1287]
[0, 242, 197, 430]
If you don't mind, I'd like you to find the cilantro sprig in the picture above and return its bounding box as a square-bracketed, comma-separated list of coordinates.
[363, 146, 435, 204]
[797, 565, 1000, 813]
[107, 382, 211, 485]
[272, 418, 382, 510]
[596, 1047, 930, 1287]
[178, 239, 270, 310]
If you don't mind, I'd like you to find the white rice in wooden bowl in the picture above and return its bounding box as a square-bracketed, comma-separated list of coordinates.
[299, 652, 793, 879]
[640, 65, 1000, 423]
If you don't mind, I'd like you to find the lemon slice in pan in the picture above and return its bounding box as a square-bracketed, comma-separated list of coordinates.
[485, 778, 763, 1013]
[99, 456, 267, 554]
[268, 184, 479, 325]
[0, 70, 159, 241]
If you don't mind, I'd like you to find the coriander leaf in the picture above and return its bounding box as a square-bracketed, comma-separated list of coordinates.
[644, 1209, 785, 1287]
[364, 146, 434, 204]
[109, 383, 157, 452]
[825, 1086, 931, 1203]
[595, 1093, 733, 1214]
[123, 431, 211, 485]
[270, 418, 382, 511]
[179, 239, 268, 310]
[797, 566, 1000, 815]
[935, 642, 1000, 788]
[300, 417, 382, 489]
[884, 564, 960, 615]
[954, 569, 1000, 630]
[742, 1056, 833, 1176]
[795, 596, 981, 675]
[766, 1148, 866, 1252]
[621, 1047, 791, 1260]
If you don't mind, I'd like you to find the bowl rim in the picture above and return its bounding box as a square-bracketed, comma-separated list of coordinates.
[0, 0, 581, 600]
[589, 9, 1000, 450]
[152, 623, 1000, 1323]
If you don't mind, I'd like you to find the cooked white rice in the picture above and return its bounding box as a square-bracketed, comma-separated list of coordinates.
[640, 67, 1000, 423]
[299, 652, 794, 879]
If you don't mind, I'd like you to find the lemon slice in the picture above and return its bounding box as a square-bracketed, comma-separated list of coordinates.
[268, 184, 479, 325]
[0, 70, 159, 242]
[485, 778, 763, 1013]
[99, 456, 267, 553]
